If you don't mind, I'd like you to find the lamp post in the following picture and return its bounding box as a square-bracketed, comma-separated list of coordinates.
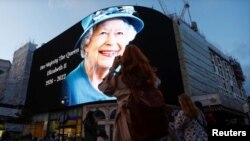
[61, 97, 68, 141]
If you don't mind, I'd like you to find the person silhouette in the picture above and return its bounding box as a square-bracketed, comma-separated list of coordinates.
[175, 94, 208, 141]
[83, 111, 98, 141]
[99, 45, 168, 141]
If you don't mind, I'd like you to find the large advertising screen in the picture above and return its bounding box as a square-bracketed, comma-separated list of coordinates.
[25, 5, 184, 114]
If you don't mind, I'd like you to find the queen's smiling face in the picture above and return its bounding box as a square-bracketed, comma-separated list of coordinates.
[84, 18, 130, 70]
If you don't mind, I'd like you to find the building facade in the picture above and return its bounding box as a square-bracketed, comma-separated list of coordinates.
[173, 18, 248, 125]
[3, 42, 37, 106]
[26, 102, 117, 140]
[0, 59, 11, 101]
[0, 42, 37, 133]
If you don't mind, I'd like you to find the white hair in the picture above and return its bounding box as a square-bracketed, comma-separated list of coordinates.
[80, 18, 137, 58]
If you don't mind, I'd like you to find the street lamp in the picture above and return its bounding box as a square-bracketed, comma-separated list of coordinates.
[60, 97, 68, 141]
[61, 99, 67, 105]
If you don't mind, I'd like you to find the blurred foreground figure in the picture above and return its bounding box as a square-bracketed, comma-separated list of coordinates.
[175, 94, 208, 141]
[99, 45, 169, 141]
[83, 111, 98, 141]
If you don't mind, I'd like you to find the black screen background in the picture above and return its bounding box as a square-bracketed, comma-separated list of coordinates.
[25, 6, 184, 115]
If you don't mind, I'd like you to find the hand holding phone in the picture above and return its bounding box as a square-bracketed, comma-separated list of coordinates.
[110, 55, 121, 72]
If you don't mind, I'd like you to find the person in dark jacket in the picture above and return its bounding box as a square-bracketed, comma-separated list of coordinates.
[83, 111, 98, 141]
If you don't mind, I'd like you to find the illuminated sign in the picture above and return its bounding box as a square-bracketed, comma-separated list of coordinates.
[26, 5, 183, 114]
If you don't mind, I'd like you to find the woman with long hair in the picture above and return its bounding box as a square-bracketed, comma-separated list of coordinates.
[99, 44, 167, 141]
[175, 94, 208, 141]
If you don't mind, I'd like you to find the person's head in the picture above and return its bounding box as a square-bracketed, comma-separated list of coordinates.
[85, 111, 97, 123]
[178, 94, 198, 118]
[194, 101, 204, 112]
[120, 44, 157, 87]
[78, 6, 144, 70]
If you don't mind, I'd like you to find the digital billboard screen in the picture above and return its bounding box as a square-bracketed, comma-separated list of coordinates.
[25, 5, 184, 114]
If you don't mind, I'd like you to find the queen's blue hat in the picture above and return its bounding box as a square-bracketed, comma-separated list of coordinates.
[75, 6, 144, 48]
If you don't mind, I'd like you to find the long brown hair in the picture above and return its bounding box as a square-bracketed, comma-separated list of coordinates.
[119, 44, 158, 88]
[178, 94, 198, 118]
